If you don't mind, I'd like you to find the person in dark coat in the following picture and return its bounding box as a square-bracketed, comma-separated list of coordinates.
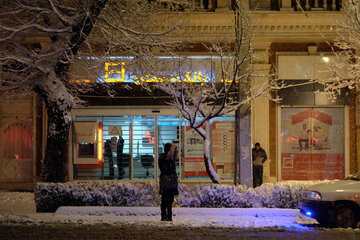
[252, 142, 267, 188]
[159, 143, 179, 221]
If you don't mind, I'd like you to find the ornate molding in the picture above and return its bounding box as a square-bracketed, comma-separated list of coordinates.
[170, 12, 342, 42]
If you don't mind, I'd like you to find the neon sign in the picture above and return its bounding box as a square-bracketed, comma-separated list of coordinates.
[71, 60, 235, 83]
[104, 61, 212, 84]
[98, 122, 103, 164]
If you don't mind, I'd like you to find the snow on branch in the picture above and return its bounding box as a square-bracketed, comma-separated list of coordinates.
[314, 1, 360, 99]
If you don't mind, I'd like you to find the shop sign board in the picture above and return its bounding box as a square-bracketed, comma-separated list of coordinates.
[108, 126, 122, 136]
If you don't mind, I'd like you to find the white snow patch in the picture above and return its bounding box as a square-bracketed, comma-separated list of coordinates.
[0, 191, 35, 214]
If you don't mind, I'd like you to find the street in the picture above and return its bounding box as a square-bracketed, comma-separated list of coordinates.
[1, 192, 360, 240]
[1, 220, 360, 240]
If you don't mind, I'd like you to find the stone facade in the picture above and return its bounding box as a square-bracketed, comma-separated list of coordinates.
[251, 0, 271, 10]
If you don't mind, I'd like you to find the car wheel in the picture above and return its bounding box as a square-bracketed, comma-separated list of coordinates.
[335, 204, 356, 228]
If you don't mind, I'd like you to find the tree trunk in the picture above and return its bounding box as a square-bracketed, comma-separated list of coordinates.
[194, 120, 220, 183]
[34, 79, 73, 182]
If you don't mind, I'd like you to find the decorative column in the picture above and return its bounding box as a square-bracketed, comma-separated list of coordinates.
[251, 42, 272, 183]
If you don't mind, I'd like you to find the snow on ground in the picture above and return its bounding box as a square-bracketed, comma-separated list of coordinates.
[0, 190, 359, 235]
[0, 191, 35, 214]
[53, 206, 318, 229]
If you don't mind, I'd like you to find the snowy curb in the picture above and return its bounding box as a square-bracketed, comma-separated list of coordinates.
[55, 206, 301, 217]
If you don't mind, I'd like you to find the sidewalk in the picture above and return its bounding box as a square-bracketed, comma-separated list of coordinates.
[0, 191, 317, 229]
[52, 206, 317, 229]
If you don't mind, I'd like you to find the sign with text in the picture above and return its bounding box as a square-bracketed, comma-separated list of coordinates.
[212, 121, 235, 179]
[183, 126, 207, 177]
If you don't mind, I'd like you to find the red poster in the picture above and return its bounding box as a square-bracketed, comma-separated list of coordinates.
[281, 108, 344, 180]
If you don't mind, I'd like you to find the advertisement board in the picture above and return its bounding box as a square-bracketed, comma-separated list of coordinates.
[281, 108, 344, 180]
[183, 126, 207, 177]
[212, 121, 235, 179]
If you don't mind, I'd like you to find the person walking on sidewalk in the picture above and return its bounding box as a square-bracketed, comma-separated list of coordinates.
[252, 142, 267, 188]
[159, 143, 179, 221]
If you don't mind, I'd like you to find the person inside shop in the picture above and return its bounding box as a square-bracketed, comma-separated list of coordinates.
[252, 142, 267, 188]
[158, 143, 179, 221]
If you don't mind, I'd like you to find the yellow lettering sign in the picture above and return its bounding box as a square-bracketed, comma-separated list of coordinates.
[105, 62, 125, 82]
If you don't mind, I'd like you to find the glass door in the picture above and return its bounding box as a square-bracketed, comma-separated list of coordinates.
[132, 115, 155, 180]
[157, 115, 180, 177]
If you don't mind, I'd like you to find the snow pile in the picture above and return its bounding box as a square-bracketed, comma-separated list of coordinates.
[35, 181, 325, 212]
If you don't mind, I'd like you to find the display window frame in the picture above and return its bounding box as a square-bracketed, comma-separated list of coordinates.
[277, 105, 350, 181]
[69, 107, 236, 183]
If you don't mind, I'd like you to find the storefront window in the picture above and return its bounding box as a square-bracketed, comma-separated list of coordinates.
[132, 115, 155, 180]
[73, 116, 131, 180]
[181, 115, 235, 181]
[72, 113, 235, 181]
[281, 107, 344, 180]
[102, 116, 131, 180]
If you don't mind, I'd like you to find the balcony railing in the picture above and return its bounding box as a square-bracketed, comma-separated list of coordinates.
[279, 0, 341, 11]
[152, 0, 341, 12]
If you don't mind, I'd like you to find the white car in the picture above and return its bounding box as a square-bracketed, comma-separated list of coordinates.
[298, 172, 360, 228]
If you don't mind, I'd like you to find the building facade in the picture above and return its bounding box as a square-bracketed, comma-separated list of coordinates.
[1, 0, 356, 190]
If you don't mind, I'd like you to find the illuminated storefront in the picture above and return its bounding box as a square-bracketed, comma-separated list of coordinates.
[69, 56, 238, 182]
[70, 108, 235, 182]
[277, 55, 350, 180]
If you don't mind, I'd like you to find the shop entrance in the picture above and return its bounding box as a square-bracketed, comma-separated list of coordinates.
[73, 111, 181, 181]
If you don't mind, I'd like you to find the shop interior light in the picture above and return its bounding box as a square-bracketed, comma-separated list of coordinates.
[98, 122, 103, 164]
[306, 211, 312, 216]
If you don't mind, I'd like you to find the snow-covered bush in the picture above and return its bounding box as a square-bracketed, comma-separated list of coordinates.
[35, 181, 324, 212]
[35, 182, 160, 212]
[177, 181, 323, 208]
[177, 184, 247, 208]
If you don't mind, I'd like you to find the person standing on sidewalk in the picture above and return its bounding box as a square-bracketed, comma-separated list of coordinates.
[159, 143, 179, 221]
[252, 142, 267, 188]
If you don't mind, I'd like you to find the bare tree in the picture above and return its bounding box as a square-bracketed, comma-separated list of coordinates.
[0, 0, 182, 182]
[315, 1, 360, 99]
[138, 1, 277, 183]
[0, 0, 111, 182]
